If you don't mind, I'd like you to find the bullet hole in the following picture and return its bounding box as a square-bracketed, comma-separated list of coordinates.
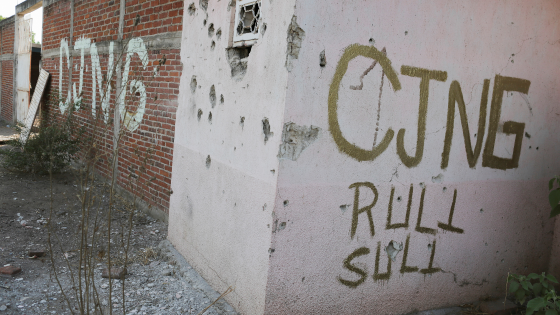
[529, 146, 532, 149]
[427, 243, 432, 251]
[190, 76, 197, 93]
[319, 49, 326, 67]
[199, 0, 208, 11]
[211, 41, 215, 50]
[396, 196, 402, 202]
[405, 30, 408, 35]
[197, 109, 203, 121]
[511, 60, 514, 63]
[369, 38, 375, 45]
[234, 147, 236, 151]
[485, 242, 488, 246]
[188, 3, 196, 15]
[216, 28, 222, 40]
[385, 240, 403, 262]
[525, 132, 531, 139]
[268, 248, 275, 254]
[501, 259, 505, 263]
[220, 94, 224, 105]
[480, 208, 484, 213]
[208, 23, 215, 37]
[419, 182, 426, 189]
[239, 116, 245, 128]
[203, 19, 207, 26]
[512, 53, 515, 56]
[278, 222, 286, 230]
[262, 118, 273, 144]
[474, 133, 477, 138]
[209, 85, 216, 107]
[263, 203, 267, 211]
[536, 147, 539, 150]
[208, 111, 212, 123]
[283, 200, 289, 206]
[302, 277, 305, 282]
[261, 23, 267, 36]
[205, 155, 211, 168]
[340, 204, 349, 213]
[134, 14, 141, 26]
[443, 187, 447, 192]
[431, 173, 444, 183]
[270, 169, 275, 174]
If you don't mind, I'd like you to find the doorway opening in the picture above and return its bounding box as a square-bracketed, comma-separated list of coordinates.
[15, 2, 42, 125]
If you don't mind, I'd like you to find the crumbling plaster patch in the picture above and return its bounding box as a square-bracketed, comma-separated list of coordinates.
[285, 16, 305, 72]
[278, 122, 321, 160]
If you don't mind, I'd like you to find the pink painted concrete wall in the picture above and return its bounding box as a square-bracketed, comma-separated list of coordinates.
[169, 0, 560, 314]
[265, 1, 560, 314]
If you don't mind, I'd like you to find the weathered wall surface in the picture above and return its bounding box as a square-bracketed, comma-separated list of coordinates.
[264, 1, 560, 314]
[0, 16, 15, 122]
[41, 0, 183, 215]
[168, 0, 295, 314]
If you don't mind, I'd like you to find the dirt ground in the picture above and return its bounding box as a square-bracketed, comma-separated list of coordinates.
[0, 123, 236, 315]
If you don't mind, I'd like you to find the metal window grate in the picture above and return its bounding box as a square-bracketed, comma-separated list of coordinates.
[233, 0, 261, 47]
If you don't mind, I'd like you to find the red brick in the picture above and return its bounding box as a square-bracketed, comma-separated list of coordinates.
[0, 266, 22, 276]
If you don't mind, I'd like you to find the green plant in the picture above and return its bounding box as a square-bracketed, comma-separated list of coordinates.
[0, 100, 84, 175]
[548, 177, 560, 218]
[508, 272, 560, 315]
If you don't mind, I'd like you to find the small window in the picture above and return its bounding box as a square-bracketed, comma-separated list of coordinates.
[233, 0, 261, 47]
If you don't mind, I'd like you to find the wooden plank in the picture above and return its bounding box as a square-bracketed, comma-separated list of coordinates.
[20, 69, 49, 144]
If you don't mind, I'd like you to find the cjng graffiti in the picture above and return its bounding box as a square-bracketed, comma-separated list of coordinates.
[339, 182, 462, 288]
[328, 44, 530, 170]
[57, 37, 149, 131]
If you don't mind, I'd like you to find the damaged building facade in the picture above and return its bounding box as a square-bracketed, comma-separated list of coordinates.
[1, 0, 560, 314]
[168, 0, 560, 314]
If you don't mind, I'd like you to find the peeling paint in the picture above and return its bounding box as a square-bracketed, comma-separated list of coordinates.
[278, 122, 321, 161]
[285, 16, 305, 72]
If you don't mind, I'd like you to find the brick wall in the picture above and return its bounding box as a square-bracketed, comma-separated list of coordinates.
[42, 0, 183, 214]
[0, 17, 15, 122]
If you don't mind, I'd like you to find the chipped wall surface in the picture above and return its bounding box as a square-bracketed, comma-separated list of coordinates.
[264, 1, 560, 314]
[167, 0, 296, 314]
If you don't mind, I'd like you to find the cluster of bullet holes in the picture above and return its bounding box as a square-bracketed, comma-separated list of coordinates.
[188, 3, 196, 15]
